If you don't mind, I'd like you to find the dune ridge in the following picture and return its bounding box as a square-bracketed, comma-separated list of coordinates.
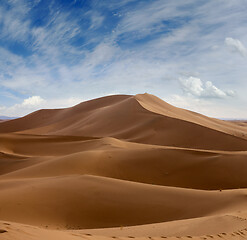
[0, 93, 247, 240]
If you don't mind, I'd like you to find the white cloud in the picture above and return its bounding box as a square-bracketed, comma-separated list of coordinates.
[179, 77, 204, 97]
[204, 81, 228, 98]
[179, 77, 234, 98]
[0, 96, 84, 117]
[164, 94, 247, 119]
[225, 37, 247, 57]
[3, 96, 46, 117]
[22, 96, 45, 106]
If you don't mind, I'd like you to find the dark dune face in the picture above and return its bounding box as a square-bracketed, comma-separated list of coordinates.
[0, 94, 247, 240]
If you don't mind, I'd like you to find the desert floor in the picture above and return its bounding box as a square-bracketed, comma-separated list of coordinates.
[0, 93, 247, 240]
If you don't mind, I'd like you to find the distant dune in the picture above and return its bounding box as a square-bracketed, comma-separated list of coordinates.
[0, 93, 247, 240]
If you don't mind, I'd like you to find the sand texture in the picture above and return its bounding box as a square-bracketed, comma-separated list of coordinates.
[0, 93, 247, 240]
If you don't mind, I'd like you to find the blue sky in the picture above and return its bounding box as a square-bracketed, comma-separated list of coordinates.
[0, 0, 247, 118]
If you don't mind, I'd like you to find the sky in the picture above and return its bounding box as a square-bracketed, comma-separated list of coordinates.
[0, 0, 247, 118]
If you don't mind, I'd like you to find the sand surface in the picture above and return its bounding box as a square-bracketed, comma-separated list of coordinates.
[0, 93, 247, 240]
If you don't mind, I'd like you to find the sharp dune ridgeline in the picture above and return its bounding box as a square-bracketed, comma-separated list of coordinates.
[1, 93, 247, 240]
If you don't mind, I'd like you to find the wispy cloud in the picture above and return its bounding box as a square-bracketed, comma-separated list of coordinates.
[225, 37, 247, 57]
[88, 11, 105, 29]
[0, 0, 31, 42]
[113, 0, 195, 40]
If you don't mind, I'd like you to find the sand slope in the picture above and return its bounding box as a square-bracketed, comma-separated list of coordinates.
[0, 93, 247, 240]
[1, 136, 247, 190]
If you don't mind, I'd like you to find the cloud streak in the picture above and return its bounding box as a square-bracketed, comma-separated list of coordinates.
[225, 37, 247, 57]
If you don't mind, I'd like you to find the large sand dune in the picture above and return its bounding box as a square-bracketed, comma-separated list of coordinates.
[0, 93, 247, 240]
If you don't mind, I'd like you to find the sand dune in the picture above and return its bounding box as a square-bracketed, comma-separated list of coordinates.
[1, 94, 246, 150]
[0, 175, 247, 229]
[0, 93, 247, 240]
[1, 138, 247, 190]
